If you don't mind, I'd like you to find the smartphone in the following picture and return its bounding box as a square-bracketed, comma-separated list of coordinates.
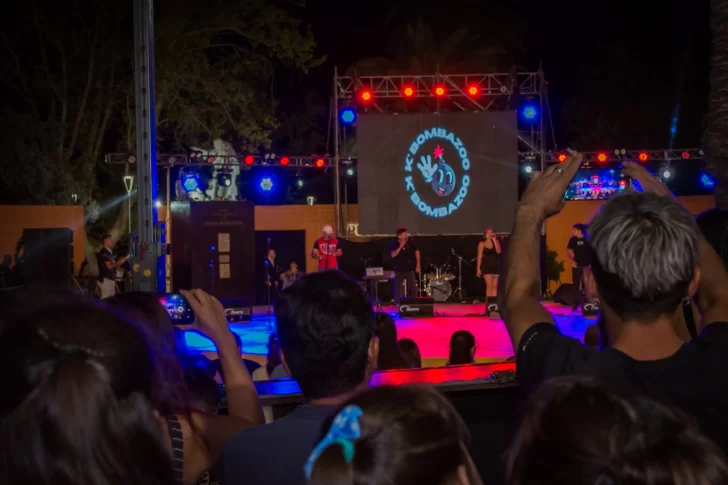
[157, 293, 195, 325]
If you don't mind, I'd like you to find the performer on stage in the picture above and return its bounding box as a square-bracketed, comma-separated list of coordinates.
[390, 227, 421, 302]
[312, 224, 342, 271]
[280, 261, 305, 290]
[96, 234, 128, 299]
[567, 223, 591, 310]
[476, 228, 501, 313]
[264, 248, 281, 304]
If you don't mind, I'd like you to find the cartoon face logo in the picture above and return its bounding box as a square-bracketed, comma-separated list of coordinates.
[429, 145, 456, 197]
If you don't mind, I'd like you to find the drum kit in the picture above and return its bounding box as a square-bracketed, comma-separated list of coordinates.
[420, 263, 455, 301]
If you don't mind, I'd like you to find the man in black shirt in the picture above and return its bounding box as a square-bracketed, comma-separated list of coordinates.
[567, 223, 590, 290]
[96, 234, 127, 299]
[500, 156, 728, 451]
[390, 227, 421, 302]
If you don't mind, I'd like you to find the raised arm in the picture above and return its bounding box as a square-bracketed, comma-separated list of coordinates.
[415, 249, 421, 272]
[493, 236, 502, 254]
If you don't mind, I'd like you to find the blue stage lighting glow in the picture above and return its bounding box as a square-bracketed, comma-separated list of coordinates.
[340, 107, 357, 125]
[183, 175, 199, 192]
[260, 177, 273, 191]
[701, 172, 715, 187]
[521, 104, 538, 121]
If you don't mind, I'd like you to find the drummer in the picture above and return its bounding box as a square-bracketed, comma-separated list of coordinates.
[390, 227, 421, 302]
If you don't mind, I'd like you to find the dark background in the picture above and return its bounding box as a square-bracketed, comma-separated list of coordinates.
[357, 112, 518, 235]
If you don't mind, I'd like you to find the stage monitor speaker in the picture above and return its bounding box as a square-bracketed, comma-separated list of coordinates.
[398, 297, 434, 318]
[22, 228, 73, 290]
[582, 300, 600, 316]
[552, 283, 581, 307]
[222, 298, 253, 323]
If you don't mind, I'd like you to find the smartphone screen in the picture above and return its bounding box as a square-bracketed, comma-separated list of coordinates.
[158, 293, 195, 325]
[564, 169, 631, 201]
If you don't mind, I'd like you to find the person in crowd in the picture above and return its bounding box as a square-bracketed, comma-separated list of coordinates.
[567, 223, 591, 310]
[264, 248, 280, 305]
[306, 385, 483, 485]
[476, 228, 501, 312]
[223, 270, 378, 485]
[212, 331, 263, 380]
[252, 332, 288, 380]
[500, 155, 728, 449]
[447, 330, 476, 365]
[281, 260, 305, 290]
[312, 224, 342, 271]
[0, 295, 176, 485]
[390, 227, 421, 301]
[583, 324, 600, 349]
[0, 254, 13, 288]
[398, 337, 422, 368]
[506, 376, 728, 485]
[184, 367, 222, 414]
[374, 312, 412, 370]
[107, 290, 264, 485]
[96, 234, 128, 299]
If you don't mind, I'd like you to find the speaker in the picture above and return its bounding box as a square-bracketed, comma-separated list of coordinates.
[552, 283, 581, 307]
[581, 300, 600, 316]
[22, 228, 73, 289]
[221, 298, 253, 323]
[398, 297, 434, 317]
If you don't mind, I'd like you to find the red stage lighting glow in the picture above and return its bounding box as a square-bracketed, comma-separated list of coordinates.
[280, 156, 290, 166]
[244, 155, 254, 165]
[596, 152, 608, 163]
[403, 86, 414, 97]
[467, 85, 479, 96]
[314, 157, 326, 168]
[638, 152, 649, 162]
[557, 153, 567, 162]
[360, 90, 372, 102]
[681, 151, 691, 159]
[434, 85, 446, 96]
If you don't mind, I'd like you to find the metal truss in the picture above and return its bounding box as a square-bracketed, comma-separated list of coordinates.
[104, 152, 356, 169]
[527, 148, 706, 165]
[335, 72, 542, 111]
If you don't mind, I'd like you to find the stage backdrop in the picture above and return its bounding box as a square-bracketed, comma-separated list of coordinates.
[357, 112, 518, 235]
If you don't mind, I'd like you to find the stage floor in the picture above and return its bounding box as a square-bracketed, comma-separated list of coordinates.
[184, 301, 598, 366]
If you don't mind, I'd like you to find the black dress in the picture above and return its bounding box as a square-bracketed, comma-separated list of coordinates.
[480, 241, 499, 275]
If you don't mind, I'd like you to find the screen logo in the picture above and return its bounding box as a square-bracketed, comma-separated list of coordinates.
[404, 127, 470, 218]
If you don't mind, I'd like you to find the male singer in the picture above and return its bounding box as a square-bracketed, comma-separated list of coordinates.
[312, 224, 342, 271]
[390, 227, 421, 302]
[264, 248, 281, 304]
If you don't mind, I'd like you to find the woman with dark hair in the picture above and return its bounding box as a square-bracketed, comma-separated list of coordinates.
[306, 385, 482, 485]
[106, 290, 264, 485]
[476, 228, 501, 311]
[252, 333, 287, 380]
[374, 312, 412, 371]
[447, 330, 476, 365]
[398, 338, 422, 368]
[0, 295, 175, 485]
[506, 377, 728, 485]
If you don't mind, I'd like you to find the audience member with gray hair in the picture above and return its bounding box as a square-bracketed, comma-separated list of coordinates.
[500, 155, 728, 450]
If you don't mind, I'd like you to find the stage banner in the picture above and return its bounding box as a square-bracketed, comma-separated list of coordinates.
[357, 112, 518, 235]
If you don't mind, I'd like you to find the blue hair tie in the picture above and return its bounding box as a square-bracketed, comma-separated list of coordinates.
[304, 405, 363, 478]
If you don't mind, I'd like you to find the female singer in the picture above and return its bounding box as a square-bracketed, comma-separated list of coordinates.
[476, 228, 501, 310]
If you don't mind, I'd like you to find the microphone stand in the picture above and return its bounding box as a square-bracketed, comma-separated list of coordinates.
[451, 248, 471, 303]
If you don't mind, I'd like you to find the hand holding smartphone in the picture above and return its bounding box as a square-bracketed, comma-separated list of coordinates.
[157, 293, 195, 325]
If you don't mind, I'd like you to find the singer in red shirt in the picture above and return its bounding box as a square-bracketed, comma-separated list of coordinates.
[311, 224, 342, 271]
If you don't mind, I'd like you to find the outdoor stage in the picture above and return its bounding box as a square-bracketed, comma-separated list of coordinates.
[185, 301, 598, 367]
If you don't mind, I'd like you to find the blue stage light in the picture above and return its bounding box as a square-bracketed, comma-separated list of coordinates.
[183, 175, 199, 192]
[701, 172, 715, 187]
[260, 177, 273, 191]
[521, 104, 538, 121]
[340, 107, 357, 125]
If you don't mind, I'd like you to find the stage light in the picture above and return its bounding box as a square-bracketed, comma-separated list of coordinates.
[520, 103, 538, 122]
[557, 153, 567, 162]
[155, 200, 162, 208]
[523, 164, 534, 175]
[681, 151, 691, 159]
[701, 172, 715, 187]
[306, 196, 315, 206]
[280, 156, 290, 166]
[467, 85, 479, 96]
[434, 85, 446, 97]
[340, 107, 357, 125]
[314, 157, 326, 169]
[360, 90, 373, 102]
[182, 173, 200, 192]
[596, 152, 608, 163]
[346, 167, 355, 176]
[403, 86, 414, 97]
[659, 165, 672, 180]
[217, 170, 232, 187]
[244, 155, 254, 165]
[259, 177, 273, 191]
[296, 179, 304, 188]
[638, 152, 649, 162]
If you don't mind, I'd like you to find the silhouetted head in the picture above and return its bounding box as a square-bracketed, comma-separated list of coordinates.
[102, 234, 114, 249]
[572, 224, 587, 238]
[448, 330, 476, 365]
[374, 313, 411, 371]
[0, 295, 174, 485]
[398, 338, 422, 368]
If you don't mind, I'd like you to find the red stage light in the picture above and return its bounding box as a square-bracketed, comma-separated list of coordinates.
[360, 90, 372, 102]
[467, 85, 479, 96]
[403, 86, 414, 97]
[557, 153, 567, 162]
[681, 151, 691, 159]
[280, 156, 290, 166]
[244, 155, 255, 165]
[596, 152, 608, 163]
[434, 85, 446, 96]
[638, 152, 649, 162]
[314, 157, 326, 168]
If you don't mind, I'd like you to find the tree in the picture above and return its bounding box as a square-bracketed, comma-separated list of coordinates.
[704, 0, 728, 208]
